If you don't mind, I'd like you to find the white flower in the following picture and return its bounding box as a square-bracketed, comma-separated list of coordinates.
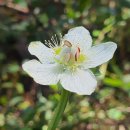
[22, 26, 117, 95]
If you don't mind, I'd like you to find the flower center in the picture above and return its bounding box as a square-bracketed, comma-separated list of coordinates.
[53, 41, 86, 71]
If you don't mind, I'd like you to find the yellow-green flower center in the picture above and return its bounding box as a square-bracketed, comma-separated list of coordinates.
[53, 47, 62, 55]
[53, 46, 87, 71]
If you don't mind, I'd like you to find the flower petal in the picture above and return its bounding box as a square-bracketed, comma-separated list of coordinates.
[60, 69, 97, 95]
[85, 42, 117, 68]
[28, 41, 54, 63]
[63, 26, 92, 50]
[22, 60, 62, 85]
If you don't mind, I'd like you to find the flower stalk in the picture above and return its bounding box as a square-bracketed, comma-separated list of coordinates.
[47, 87, 70, 130]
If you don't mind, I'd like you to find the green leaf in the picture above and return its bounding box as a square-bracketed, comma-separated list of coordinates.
[13, 0, 28, 8]
[107, 108, 124, 120]
[9, 96, 23, 106]
[21, 107, 36, 123]
[103, 77, 123, 87]
[16, 83, 24, 94]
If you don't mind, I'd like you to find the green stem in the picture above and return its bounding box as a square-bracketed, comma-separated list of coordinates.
[47, 88, 70, 130]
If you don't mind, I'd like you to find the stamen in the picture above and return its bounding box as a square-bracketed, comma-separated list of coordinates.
[75, 47, 80, 61]
[59, 33, 63, 45]
[44, 34, 62, 48]
[69, 53, 72, 61]
[75, 53, 78, 61]
[48, 40, 55, 47]
[78, 47, 80, 53]
[44, 40, 54, 48]
[44, 40, 49, 47]
[59, 33, 62, 40]
[51, 36, 57, 46]
[64, 40, 72, 47]
[54, 34, 58, 46]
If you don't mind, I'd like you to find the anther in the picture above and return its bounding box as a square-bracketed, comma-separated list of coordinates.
[64, 40, 72, 47]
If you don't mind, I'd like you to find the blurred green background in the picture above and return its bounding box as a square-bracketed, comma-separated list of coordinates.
[0, 0, 130, 130]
